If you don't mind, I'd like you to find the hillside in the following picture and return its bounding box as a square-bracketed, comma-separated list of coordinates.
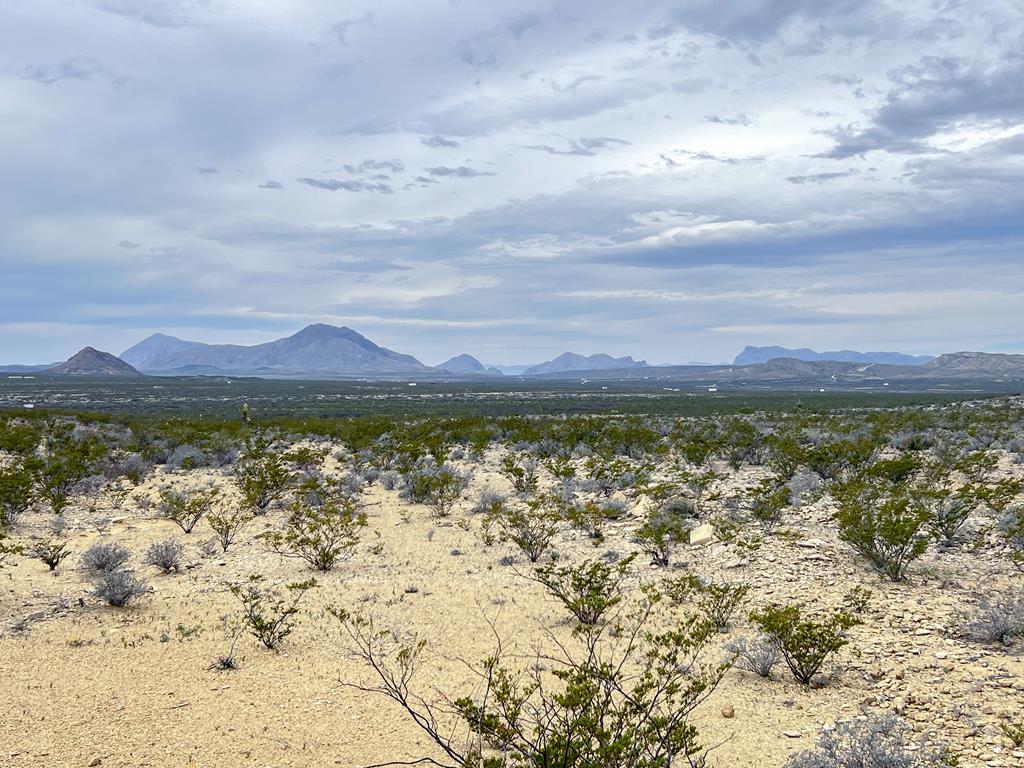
[524, 352, 647, 376]
[47, 347, 143, 377]
[734, 346, 934, 366]
[120, 324, 429, 376]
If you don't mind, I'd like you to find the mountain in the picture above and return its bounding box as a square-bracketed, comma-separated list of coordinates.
[120, 324, 429, 376]
[925, 351, 1024, 375]
[48, 347, 143, 376]
[734, 346, 934, 366]
[0, 363, 60, 374]
[437, 354, 495, 374]
[524, 352, 648, 376]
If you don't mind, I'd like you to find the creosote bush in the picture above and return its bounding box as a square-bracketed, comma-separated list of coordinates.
[0, 461, 35, 529]
[31, 539, 71, 571]
[260, 486, 366, 571]
[230, 574, 316, 650]
[403, 462, 471, 518]
[0, 533, 24, 567]
[532, 554, 635, 626]
[157, 485, 220, 534]
[332, 567, 730, 768]
[834, 477, 931, 581]
[633, 505, 693, 566]
[665, 575, 750, 631]
[206, 507, 253, 552]
[751, 603, 859, 685]
[495, 497, 559, 563]
[145, 538, 184, 574]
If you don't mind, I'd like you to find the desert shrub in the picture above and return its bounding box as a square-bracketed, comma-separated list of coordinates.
[725, 634, 780, 678]
[378, 470, 401, 490]
[959, 590, 1024, 646]
[260, 490, 365, 571]
[157, 485, 220, 533]
[230, 574, 316, 650]
[804, 437, 876, 482]
[565, 498, 626, 543]
[0, 533, 24, 567]
[332, 570, 729, 768]
[666, 575, 750, 631]
[748, 479, 790, 532]
[234, 437, 291, 514]
[633, 506, 692, 565]
[207, 508, 253, 552]
[751, 604, 859, 685]
[470, 488, 507, 516]
[31, 423, 107, 514]
[0, 461, 35, 529]
[403, 462, 470, 518]
[497, 498, 559, 562]
[1001, 721, 1024, 748]
[584, 456, 650, 497]
[842, 585, 873, 615]
[93, 569, 150, 606]
[31, 539, 71, 571]
[166, 444, 207, 471]
[1002, 507, 1024, 570]
[283, 445, 327, 480]
[500, 454, 539, 494]
[532, 555, 635, 626]
[80, 541, 132, 576]
[956, 450, 998, 483]
[924, 484, 979, 546]
[786, 715, 958, 768]
[834, 479, 931, 581]
[145, 538, 184, 573]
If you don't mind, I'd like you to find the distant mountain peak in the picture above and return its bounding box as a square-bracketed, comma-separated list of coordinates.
[524, 352, 648, 376]
[734, 346, 934, 367]
[438, 353, 488, 374]
[120, 324, 427, 377]
[49, 347, 142, 377]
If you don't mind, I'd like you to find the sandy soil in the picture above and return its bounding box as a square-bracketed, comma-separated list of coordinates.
[2, 452, 1023, 768]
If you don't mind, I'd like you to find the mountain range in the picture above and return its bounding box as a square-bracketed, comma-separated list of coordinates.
[4, 325, 1023, 389]
[733, 346, 935, 366]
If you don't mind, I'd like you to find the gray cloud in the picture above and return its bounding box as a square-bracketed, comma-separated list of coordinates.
[823, 55, 1024, 158]
[521, 137, 630, 156]
[94, 0, 208, 28]
[343, 159, 405, 174]
[297, 177, 395, 193]
[705, 113, 755, 126]
[258, 180, 284, 189]
[420, 135, 461, 148]
[786, 169, 860, 184]
[330, 13, 374, 45]
[424, 166, 496, 178]
[19, 56, 125, 87]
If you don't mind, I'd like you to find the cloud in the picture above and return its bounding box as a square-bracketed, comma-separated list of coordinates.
[424, 166, 496, 178]
[420, 135, 461, 148]
[342, 159, 405, 174]
[330, 13, 374, 45]
[94, 0, 209, 28]
[822, 55, 1024, 158]
[297, 177, 395, 193]
[197, 167, 218, 175]
[705, 113, 755, 126]
[785, 169, 860, 184]
[521, 136, 630, 156]
[19, 57, 125, 87]
[258, 180, 284, 189]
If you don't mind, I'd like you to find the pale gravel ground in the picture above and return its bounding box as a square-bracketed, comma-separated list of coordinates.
[2, 450, 1023, 768]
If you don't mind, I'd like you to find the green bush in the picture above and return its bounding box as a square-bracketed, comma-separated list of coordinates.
[834, 479, 931, 581]
[532, 555, 634, 627]
[665, 575, 750, 631]
[260, 489, 365, 571]
[633, 506, 692, 566]
[234, 434, 292, 515]
[157, 486, 220, 534]
[31, 539, 71, 572]
[0, 461, 35, 529]
[497, 498, 559, 563]
[751, 603, 859, 685]
[230, 574, 316, 650]
[748, 479, 790, 532]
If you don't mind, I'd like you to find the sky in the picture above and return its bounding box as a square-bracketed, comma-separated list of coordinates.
[2, 0, 1023, 366]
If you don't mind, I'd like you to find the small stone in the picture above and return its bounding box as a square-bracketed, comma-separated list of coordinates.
[88, 758, 102, 767]
[689, 524, 715, 547]
[721, 705, 735, 718]
[783, 730, 802, 739]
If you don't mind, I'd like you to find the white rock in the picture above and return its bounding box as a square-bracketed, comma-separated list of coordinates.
[689, 524, 715, 546]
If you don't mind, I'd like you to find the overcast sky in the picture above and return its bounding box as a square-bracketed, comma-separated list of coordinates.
[2, 0, 1023, 365]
